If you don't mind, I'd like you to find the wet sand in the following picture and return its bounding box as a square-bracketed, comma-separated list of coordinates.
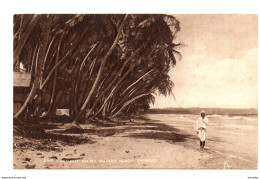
[13, 114, 258, 169]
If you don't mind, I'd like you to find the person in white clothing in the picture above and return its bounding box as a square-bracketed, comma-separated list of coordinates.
[196, 110, 208, 150]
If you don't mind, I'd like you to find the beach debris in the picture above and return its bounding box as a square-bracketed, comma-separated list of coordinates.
[24, 157, 31, 162]
[49, 156, 58, 159]
[130, 118, 135, 123]
[73, 149, 77, 154]
[25, 164, 36, 169]
[36, 153, 42, 155]
[125, 150, 130, 153]
[102, 131, 116, 137]
[80, 153, 85, 156]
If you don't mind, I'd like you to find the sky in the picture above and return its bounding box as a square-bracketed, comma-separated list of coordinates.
[151, 14, 258, 109]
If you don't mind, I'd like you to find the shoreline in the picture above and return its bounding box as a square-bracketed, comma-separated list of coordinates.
[13, 114, 258, 169]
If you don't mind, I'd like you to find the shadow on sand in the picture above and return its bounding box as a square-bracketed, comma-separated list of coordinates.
[49, 116, 198, 144]
[14, 116, 224, 152]
[122, 117, 196, 144]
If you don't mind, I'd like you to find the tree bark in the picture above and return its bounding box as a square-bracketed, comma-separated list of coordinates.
[77, 58, 97, 107]
[73, 42, 99, 116]
[14, 15, 51, 119]
[40, 35, 63, 118]
[91, 65, 134, 118]
[73, 14, 129, 124]
[40, 37, 55, 85]
[85, 58, 132, 119]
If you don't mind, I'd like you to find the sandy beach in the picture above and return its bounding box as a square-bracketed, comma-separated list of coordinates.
[13, 114, 258, 169]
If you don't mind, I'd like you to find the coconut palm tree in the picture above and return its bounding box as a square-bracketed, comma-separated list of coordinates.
[13, 14, 181, 134]
[86, 14, 181, 120]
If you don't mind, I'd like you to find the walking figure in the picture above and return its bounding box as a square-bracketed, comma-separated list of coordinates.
[196, 110, 208, 150]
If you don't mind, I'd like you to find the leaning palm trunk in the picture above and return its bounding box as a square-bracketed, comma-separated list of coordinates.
[110, 93, 151, 118]
[122, 69, 153, 94]
[85, 48, 144, 119]
[14, 49, 69, 119]
[109, 69, 154, 114]
[13, 46, 39, 119]
[85, 58, 133, 119]
[73, 14, 129, 124]
[110, 82, 144, 115]
[91, 65, 135, 119]
[77, 58, 98, 107]
[40, 35, 63, 118]
[73, 42, 99, 115]
[14, 15, 51, 120]
[40, 37, 55, 85]
[38, 24, 90, 91]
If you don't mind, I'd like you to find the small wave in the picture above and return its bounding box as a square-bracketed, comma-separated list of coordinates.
[224, 124, 256, 130]
[228, 116, 243, 120]
[208, 114, 226, 118]
[221, 131, 246, 135]
[243, 116, 258, 121]
[228, 116, 258, 121]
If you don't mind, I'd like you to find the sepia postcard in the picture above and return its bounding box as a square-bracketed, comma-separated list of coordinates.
[12, 13, 258, 170]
